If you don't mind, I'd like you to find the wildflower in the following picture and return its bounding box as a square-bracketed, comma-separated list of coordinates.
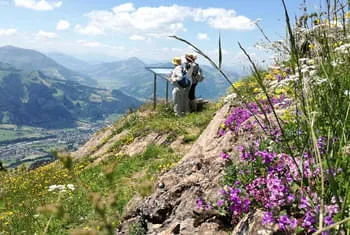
[264, 73, 272, 80]
[220, 152, 230, 160]
[253, 88, 260, 93]
[324, 216, 333, 226]
[308, 44, 314, 49]
[196, 198, 203, 209]
[67, 184, 75, 191]
[278, 215, 291, 231]
[262, 211, 274, 225]
[205, 204, 211, 210]
[273, 69, 280, 75]
[217, 200, 224, 207]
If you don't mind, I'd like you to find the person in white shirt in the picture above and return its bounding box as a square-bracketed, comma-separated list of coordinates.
[169, 57, 190, 115]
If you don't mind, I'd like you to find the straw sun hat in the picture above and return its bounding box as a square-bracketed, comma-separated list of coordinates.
[172, 57, 182, 66]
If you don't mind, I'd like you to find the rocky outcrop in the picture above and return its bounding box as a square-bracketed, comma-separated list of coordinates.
[117, 104, 229, 234]
[117, 103, 280, 234]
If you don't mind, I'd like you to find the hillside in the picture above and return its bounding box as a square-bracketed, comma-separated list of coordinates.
[82, 59, 238, 100]
[0, 46, 96, 87]
[46, 52, 92, 73]
[0, 102, 218, 234]
[0, 63, 141, 128]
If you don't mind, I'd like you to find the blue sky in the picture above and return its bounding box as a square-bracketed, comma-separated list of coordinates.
[0, 0, 315, 67]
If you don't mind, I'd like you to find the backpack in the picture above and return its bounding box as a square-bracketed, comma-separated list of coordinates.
[177, 68, 191, 88]
[191, 63, 204, 83]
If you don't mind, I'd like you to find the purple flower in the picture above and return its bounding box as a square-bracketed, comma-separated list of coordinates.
[276, 74, 282, 82]
[217, 199, 224, 207]
[262, 211, 274, 225]
[287, 194, 295, 203]
[324, 215, 334, 226]
[196, 198, 203, 209]
[278, 215, 290, 231]
[299, 196, 309, 209]
[220, 152, 230, 160]
[205, 203, 211, 211]
[289, 217, 297, 229]
[325, 204, 339, 216]
[302, 210, 315, 228]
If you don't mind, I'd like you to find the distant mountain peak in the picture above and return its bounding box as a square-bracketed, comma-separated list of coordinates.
[0, 45, 97, 86]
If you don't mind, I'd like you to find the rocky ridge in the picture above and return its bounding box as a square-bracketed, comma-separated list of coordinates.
[116, 103, 278, 234]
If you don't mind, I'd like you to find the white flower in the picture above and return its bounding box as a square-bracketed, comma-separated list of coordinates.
[314, 77, 327, 85]
[67, 184, 75, 191]
[48, 184, 67, 192]
[344, 90, 350, 96]
[310, 70, 317, 76]
[299, 58, 308, 64]
[48, 185, 58, 192]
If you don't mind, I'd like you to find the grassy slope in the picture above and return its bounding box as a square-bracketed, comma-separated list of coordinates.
[0, 102, 218, 234]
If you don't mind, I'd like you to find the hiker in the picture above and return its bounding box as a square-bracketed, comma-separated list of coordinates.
[169, 57, 191, 116]
[184, 53, 203, 112]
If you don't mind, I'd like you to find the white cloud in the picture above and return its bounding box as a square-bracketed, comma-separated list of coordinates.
[77, 3, 255, 37]
[14, 0, 62, 11]
[0, 28, 17, 36]
[129, 35, 146, 41]
[197, 33, 209, 40]
[75, 24, 104, 36]
[56, 20, 70, 31]
[36, 30, 57, 39]
[112, 2, 134, 13]
[193, 8, 255, 30]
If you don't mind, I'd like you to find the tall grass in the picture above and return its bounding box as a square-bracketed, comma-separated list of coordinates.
[0, 102, 217, 234]
[174, 0, 349, 233]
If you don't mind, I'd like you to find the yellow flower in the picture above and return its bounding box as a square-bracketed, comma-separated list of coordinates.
[273, 69, 280, 75]
[253, 88, 260, 93]
[308, 44, 314, 49]
[233, 82, 242, 88]
[220, 123, 226, 129]
[264, 73, 272, 80]
[248, 81, 257, 87]
[315, 18, 320, 25]
[275, 88, 286, 95]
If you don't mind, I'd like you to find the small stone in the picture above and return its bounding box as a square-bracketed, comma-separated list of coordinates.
[158, 182, 165, 189]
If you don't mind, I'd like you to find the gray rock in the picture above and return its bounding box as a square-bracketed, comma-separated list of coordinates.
[117, 103, 278, 235]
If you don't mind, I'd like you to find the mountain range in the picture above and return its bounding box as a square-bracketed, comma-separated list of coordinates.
[0, 62, 141, 128]
[48, 52, 239, 100]
[0, 46, 241, 128]
[0, 46, 96, 87]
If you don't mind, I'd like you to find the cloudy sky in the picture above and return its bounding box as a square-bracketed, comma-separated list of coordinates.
[0, 0, 315, 66]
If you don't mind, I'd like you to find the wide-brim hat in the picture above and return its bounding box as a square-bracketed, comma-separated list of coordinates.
[185, 53, 197, 62]
[172, 57, 182, 66]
